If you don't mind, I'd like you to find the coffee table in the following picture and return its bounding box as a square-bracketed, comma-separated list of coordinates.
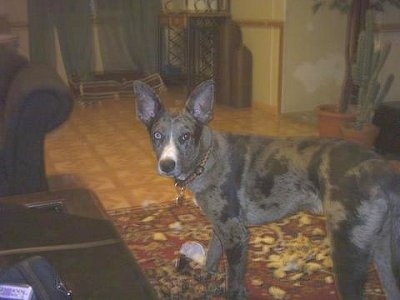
[0, 188, 158, 300]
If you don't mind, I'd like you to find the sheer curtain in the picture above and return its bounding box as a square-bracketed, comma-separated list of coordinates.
[95, 0, 161, 74]
[51, 1, 94, 80]
[28, 0, 161, 79]
[28, 0, 93, 79]
[27, 0, 55, 66]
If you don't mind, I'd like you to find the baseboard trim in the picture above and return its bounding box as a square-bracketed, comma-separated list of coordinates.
[252, 101, 279, 115]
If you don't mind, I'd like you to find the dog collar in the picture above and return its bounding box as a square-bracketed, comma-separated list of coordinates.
[174, 143, 213, 205]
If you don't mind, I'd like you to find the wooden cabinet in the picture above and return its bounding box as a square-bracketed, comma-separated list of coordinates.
[158, 12, 229, 90]
[158, 1, 252, 107]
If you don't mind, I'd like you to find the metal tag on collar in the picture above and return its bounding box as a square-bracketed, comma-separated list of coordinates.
[175, 182, 186, 206]
[195, 165, 205, 176]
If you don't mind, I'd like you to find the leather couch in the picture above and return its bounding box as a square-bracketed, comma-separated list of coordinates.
[0, 47, 73, 197]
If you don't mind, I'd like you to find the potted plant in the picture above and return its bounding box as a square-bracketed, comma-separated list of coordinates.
[340, 9, 394, 147]
[313, 0, 399, 138]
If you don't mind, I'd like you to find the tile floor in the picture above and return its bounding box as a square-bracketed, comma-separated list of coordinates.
[45, 86, 318, 210]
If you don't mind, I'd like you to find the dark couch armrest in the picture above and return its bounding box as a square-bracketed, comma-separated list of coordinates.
[4, 64, 73, 132]
[2, 65, 73, 196]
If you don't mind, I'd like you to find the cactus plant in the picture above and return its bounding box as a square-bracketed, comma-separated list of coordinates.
[351, 9, 394, 129]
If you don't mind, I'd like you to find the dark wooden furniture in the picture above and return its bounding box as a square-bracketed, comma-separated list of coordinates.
[158, 12, 230, 87]
[158, 9, 252, 107]
[0, 188, 158, 300]
[373, 101, 400, 158]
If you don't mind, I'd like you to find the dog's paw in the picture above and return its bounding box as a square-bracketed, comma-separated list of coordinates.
[227, 287, 247, 300]
[194, 269, 213, 283]
[204, 262, 219, 274]
[175, 255, 217, 281]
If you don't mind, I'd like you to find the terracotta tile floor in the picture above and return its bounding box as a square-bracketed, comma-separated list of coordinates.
[45, 86, 318, 210]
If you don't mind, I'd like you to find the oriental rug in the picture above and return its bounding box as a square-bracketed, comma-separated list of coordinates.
[108, 201, 386, 299]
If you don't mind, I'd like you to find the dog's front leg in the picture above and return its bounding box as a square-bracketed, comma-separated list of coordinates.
[215, 218, 249, 300]
[205, 231, 223, 273]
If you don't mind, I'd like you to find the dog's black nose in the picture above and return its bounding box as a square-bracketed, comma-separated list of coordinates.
[160, 159, 176, 173]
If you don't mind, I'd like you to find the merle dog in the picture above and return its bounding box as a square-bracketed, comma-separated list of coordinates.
[134, 80, 400, 300]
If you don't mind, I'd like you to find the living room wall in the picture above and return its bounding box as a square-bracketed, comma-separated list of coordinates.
[231, 0, 284, 114]
[281, 0, 347, 113]
[282, 0, 400, 113]
[232, 0, 399, 113]
[230, 0, 351, 114]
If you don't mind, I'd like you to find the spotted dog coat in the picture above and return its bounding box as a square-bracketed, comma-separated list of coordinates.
[134, 80, 400, 300]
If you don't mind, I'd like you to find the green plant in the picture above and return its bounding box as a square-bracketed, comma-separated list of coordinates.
[352, 10, 394, 128]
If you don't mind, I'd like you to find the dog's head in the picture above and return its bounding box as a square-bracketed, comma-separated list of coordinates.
[134, 80, 215, 180]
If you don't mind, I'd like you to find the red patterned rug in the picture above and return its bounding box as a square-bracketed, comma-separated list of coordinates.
[108, 201, 385, 299]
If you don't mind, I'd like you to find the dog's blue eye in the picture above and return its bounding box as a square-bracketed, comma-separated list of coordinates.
[153, 132, 163, 140]
[179, 132, 191, 143]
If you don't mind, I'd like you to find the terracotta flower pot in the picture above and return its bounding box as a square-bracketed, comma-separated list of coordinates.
[316, 104, 356, 138]
[340, 122, 380, 148]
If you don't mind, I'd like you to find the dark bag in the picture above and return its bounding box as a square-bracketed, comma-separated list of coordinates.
[0, 256, 71, 300]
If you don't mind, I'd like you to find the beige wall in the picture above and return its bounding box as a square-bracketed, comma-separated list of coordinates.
[282, 0, 400, 113]
[282, 0, 347, 113]
[231, 0, 284, 114]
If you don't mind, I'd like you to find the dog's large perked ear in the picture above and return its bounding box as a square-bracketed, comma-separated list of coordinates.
[185, 80, 215, 124]
[133, 81, 164, 128]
